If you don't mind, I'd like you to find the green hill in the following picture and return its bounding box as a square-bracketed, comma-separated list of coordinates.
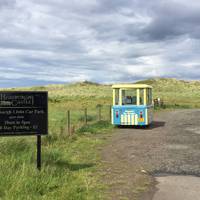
[32, 78, 200, 108]
[136, 78, 200, 107]
[4, 78, 200, 108]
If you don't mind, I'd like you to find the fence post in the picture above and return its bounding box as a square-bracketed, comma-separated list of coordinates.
[84, 108, 87, 125]
[67, 110, 70, 135]
[109, 105, 112, 122]
[98, 105, 101, 121]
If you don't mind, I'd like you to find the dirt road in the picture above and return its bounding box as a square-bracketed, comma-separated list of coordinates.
[101, 109, 200, 200]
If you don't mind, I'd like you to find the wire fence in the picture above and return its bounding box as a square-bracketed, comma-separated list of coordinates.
[49, 105, 112, 136]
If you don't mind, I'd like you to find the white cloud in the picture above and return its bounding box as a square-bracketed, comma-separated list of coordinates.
[0, 0, 199, 87]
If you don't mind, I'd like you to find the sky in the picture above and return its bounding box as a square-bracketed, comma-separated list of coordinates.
[0, 0, 200, 87]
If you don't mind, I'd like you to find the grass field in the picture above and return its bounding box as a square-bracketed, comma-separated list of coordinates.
[0, 78, 199, 199]
[0, 129, 111, 200]
[138, 78, 200, 108]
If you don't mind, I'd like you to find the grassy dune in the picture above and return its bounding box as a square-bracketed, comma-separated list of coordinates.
[138, 78, 200, 108]
[0, 78, 199, 199]
[31, 78, 200, 108]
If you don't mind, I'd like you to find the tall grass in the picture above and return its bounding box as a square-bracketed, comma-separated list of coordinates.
[137, 78, 200, 108]
[0, 78, 199, 199]
[0, 135, 108, 200]
[0, 82, 114, 200]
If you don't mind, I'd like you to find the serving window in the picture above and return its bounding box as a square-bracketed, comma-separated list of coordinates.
[113, 87, 152, 106]
[146, 88, 152, 105]
[139, 89, 144, 105]
[114, 89, 119, 105]
[121, 89, 137, 105]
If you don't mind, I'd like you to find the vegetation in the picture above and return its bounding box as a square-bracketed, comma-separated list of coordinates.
[137, 78, 200, 108]
[0, 78, 199, 199]
[0, 132, 110, 200]
[0, 81, 114, 200]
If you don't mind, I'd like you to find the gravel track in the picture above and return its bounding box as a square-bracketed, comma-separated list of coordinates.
[101, 109, 200, 200]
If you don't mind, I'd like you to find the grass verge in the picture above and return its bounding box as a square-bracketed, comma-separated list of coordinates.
[0, 122, 114, 200]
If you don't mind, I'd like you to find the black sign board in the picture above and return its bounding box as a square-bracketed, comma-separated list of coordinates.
[0, 91, 48, 136]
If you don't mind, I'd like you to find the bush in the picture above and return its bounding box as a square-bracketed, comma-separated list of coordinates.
[76, 121, 113, 134]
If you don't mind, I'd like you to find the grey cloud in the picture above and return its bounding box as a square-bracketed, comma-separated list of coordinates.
[0, 0, 200, 88]
[91, 0, 133, 14]
[0, 0, 16, 9]
[138, 1, 200, 41]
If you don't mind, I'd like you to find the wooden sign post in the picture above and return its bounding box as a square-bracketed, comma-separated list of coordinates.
[0, 91, 48, 170]
[37, 135, 42, 170]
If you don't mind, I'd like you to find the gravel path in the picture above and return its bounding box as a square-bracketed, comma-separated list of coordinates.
[101, 109, 200, 200]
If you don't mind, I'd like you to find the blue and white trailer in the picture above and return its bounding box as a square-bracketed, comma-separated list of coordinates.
[112, 84, 153, 126]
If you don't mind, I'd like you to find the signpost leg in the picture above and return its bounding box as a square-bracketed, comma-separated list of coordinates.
[37, 135, 41, 170]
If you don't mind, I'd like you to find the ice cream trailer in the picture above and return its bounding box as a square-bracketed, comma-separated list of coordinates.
[112, 84, 153, 126]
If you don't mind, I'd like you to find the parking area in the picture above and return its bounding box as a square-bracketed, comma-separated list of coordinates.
[101, 109, 200, 200]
